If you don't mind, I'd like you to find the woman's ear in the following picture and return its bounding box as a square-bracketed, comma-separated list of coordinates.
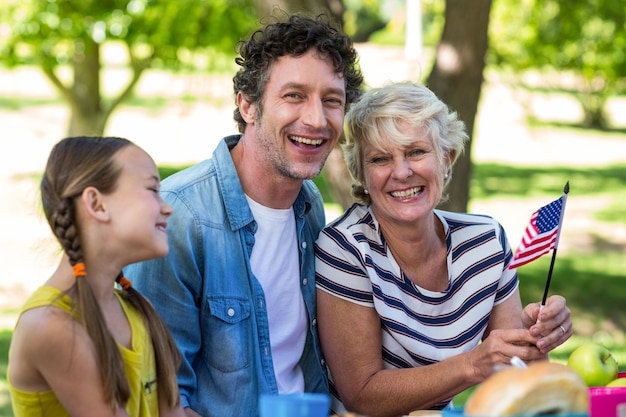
[237, 91, 257, 124]
[79, 187, 109, 222]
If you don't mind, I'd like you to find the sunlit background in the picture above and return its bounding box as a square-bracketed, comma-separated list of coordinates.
[1, 0, 625, 413]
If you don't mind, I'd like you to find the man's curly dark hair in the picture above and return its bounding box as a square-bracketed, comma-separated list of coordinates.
[232, 12, 364, 133]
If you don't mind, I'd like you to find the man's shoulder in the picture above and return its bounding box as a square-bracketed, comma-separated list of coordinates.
[161, 159, 216, 191]
[161, 136, 239, 193]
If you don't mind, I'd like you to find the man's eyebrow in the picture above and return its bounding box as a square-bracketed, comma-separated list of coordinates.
[281, 82, 346, 96]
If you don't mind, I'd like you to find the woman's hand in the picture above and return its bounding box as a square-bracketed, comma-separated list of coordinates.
[523, 295, 572, 353]
[472, 327, 545, 380]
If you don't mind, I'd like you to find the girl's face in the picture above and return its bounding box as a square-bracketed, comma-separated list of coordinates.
[104, 145, 172, 264]
[362, 125, 445, 228]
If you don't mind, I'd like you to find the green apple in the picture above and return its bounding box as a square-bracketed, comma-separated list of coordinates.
[567, 343, 618, 387]
[606, 377, 626, 387]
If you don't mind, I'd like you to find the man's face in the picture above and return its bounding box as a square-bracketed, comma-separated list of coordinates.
[248, 49, 346, 180]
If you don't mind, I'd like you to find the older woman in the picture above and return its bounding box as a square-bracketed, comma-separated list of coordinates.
[315, 81, 572, 417]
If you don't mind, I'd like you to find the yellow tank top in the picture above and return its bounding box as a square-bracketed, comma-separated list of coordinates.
[8, 286, 159, 417]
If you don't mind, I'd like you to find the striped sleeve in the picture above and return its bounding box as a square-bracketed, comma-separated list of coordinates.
[315, 219, 375, 307]
[494, 220, 519, 305]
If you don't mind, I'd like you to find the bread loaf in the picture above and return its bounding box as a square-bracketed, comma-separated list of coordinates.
[464, 361, 588, 416]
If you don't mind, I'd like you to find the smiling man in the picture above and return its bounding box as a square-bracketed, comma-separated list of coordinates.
[124, 13, 363, 417]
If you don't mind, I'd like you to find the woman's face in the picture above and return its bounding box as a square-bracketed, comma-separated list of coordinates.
[362, 125, 445, 228]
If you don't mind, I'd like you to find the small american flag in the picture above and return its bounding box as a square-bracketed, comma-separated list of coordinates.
[508, 196, 564, 269]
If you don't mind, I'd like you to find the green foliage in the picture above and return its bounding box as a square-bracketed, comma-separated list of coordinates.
[312, 171, 334, 203]
[158, 165, 191, 181]
[0, 0, 258, 71]
[342, 0, 387, 42]
[0, 329, 12, 416]
[420, 0, 445, 46]
[489, 0, 626, 128]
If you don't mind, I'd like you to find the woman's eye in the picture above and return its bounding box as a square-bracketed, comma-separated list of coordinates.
[370, 156, 388, 164]
[408, 149, 425, 158]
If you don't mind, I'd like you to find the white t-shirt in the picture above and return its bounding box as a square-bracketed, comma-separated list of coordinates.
[246, 195, 306, 393]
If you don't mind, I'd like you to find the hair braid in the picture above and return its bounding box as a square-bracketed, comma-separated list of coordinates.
[52, 198, 81, 264]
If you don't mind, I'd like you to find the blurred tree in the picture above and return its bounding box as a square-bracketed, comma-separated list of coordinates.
[427, 0, 492, 213]
[342, 0, 386, 42]
[0, 0, 258, 136]
[490, 0, 626, 129]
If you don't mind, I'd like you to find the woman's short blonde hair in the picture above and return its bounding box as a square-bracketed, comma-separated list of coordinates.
[343, 81, 468, 205]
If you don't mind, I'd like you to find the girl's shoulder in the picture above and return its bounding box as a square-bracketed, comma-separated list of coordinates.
[16, 284, 77, 334]
[10, 301, 93, 393]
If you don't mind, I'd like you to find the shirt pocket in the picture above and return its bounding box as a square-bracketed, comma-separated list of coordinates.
[203, 296, 251, 372]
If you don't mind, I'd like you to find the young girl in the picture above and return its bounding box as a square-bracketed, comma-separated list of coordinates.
[8, 136, 186, 417]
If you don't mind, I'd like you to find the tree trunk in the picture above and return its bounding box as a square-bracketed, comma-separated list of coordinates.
[580, 93, 608, 129]
[427, 0, 492, 213]
[40, 36, 149, 138]
[68, 37, 107, 136]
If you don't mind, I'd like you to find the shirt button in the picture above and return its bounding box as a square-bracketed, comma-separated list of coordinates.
[302, 278, 308, 285]
[302, 241, 307, 249]
[321, 359, 326, 366]
[312, 318, 317, 326]
[227, 308, 235, 317]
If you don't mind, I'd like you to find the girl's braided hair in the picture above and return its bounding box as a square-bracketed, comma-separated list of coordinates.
[41, 136, 181, 411]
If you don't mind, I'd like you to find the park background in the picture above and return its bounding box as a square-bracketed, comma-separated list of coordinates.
[1, 0, 626, 414]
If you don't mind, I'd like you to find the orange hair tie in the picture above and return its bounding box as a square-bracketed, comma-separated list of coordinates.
[118, 277, 132, 291]
[73, 262, 86, 278]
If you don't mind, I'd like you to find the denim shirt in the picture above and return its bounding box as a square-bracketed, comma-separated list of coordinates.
[125, 135, 328, 417]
